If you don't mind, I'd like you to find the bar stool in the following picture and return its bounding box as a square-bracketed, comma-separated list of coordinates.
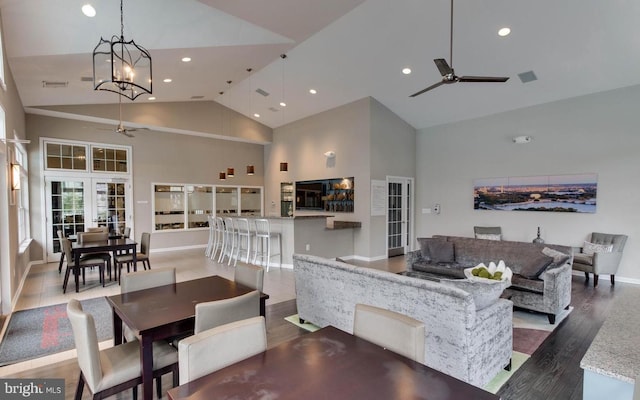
[220, 217, 237, 265]
[233, 218, 253, 266]
[211, 216, 225, 261]
[205, 215, 215, 258]
[252, 219, 281, 271]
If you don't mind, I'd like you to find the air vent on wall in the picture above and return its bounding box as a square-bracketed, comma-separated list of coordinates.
[518, 71, 538, 83]
[255, 88, 270, 97]
[80, 76, 93, 82]
[42, 81, 68, 88]
[190, 95, 205, 99]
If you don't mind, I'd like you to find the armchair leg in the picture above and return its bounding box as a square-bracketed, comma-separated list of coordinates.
[504, 358, 512, 371]
[594, 274, 599, 287]
[583, 272, 589, 282]
[547, 314, 556, 324]
[611, 275, 615, 285]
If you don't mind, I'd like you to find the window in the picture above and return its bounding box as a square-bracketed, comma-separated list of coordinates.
[15, 145, 30, 243]
[45, 142, 87, 170]
[92, 146, 128, 172]
[0, 28, 6, 91]
[187, 186, 213, 228]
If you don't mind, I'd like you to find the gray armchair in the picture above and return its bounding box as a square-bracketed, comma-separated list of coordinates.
[572, 232, 628, 287]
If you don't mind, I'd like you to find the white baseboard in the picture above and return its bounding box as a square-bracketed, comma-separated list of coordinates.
[150, 244, 206, 253]
[571, 270, 640, 285]
[350, 254, 388, 262]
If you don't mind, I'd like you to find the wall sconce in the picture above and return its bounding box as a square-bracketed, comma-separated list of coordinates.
[226, 168, 235, 177]
[11, 163, 21, 191]
[219, 172, 226, 180]
[280, 162, 288, 172]
[246, 165, 255, 175]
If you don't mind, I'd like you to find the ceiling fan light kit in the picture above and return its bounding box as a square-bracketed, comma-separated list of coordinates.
[410, 0, 509, 97]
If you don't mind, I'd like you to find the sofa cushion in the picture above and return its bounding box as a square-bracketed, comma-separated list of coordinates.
[412, 262, 466, 279]
[542, 247, 570, 265]
[573, 253, 593, 266]
[428, 240, 455, 263]
[509, 275, 544, 294]
[417, 237, 433, 262]
[439, 279, 506, 310]
[515, 255, 554, 279]
[583, 241, 613, 256]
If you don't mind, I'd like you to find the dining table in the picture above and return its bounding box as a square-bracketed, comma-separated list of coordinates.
[105, 275, 270, 400]
[166, 325, 500, 400]
[69, 237, 137, 293]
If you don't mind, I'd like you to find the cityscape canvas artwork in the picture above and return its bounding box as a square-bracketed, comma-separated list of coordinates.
[474, 173, 597, 213]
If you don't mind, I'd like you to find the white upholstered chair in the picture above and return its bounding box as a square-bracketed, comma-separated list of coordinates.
[194, 290, 260, 334]
[234, 263, 264, 292]
[178, 316, 267, 385]
[67, 299, 178, 400]
[572, 232, 628, 287]
[353, 303, 425, 364]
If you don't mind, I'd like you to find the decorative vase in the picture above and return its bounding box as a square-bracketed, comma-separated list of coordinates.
[532, 227, 545, 244]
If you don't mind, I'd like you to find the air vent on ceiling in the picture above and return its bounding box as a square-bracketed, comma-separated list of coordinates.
[80, 76, 93, 82]
[42, 81, 68, 88]
[190, 95, 205, 99]
[268, 107, 279, 112]
[518, 71, 538, 83]
[255, 88, 270, 97]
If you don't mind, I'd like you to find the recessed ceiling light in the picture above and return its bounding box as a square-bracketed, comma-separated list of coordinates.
[402, 67, 412, 75]
[163, 78, 172, 83]
[181, 57, 191, 62]
[81, 4, 96, 17]
[253, 113, 260, 118]
[498, 27, 511, 37]
[148, 96, 156, 100]
[309, 89, 317, 94]
[279, 102, 287, 107]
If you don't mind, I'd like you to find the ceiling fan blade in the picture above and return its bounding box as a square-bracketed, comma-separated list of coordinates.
[434, 59, 453, 77]
[409, 81, 445, 97]
[458, 75, 509, 83]
[120, 130, 135, 138]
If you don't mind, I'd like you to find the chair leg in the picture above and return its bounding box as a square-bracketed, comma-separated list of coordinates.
[74, 372, 85, 400]
[584, 272, 589, 282]
[58, 252, 65, 274]
[593, 274, 599, 287]
[132, 386, 137, 400]
[63, 267, 71, 294]
[156, 376, 162, 399]
[611, 275, 615, 285]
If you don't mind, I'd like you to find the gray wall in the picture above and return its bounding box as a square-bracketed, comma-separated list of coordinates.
[26, 112, 265, 261]
[266, 97, 416, 259]
[415, 84, 640, 281]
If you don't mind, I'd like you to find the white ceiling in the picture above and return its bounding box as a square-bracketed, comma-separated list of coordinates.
[2, 0, 640, 131]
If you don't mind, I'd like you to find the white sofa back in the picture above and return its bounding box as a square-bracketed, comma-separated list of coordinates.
[293, 254, 513, 387]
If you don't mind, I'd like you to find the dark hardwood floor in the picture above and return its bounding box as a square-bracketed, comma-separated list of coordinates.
[2, 274, 629, 400]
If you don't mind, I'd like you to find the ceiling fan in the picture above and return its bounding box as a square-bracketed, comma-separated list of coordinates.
[99, 95, 149, 137]
[409, 0, 509, 98]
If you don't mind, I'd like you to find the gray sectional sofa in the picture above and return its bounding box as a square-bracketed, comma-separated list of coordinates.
[293, 253, 513, 387]
[407, 236, 573, 324]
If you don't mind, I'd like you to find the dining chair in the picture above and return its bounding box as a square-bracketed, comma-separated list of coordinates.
[77, 231, 113, 281]
[178, 316, 267, 385]
[115, 232, 152, 282]
[234, 263, 264, 292]
[353, 303, 425, 364]
[194, 290, 260, 334]
[123, 226, 131, 238]
[67, 299, 178, 400]
[87, 226, 109, 233]
[253, 218, 281, 271]
[61, 238, 109, 294]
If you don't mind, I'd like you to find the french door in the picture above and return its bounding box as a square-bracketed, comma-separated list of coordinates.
[387, 177, 414, 257]
[45, 176, 131, 261]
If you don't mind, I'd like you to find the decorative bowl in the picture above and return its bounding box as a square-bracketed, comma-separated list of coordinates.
[463, 267, 512, 285]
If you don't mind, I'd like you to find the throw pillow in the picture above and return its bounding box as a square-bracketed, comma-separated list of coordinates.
[542, 247, 570, 265]
[475, 233, 502, 241]
[518, 255, 554, 279]
[416, 237, 433, 261]
[427, 240, 455, 263]
[583, 241, 613, 256]
[439, 279, 506, 310]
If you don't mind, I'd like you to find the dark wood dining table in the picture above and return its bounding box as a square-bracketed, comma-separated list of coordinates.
[105, 275, 270, 400]
[70, 237, 137, 293]
[166, 325, 500, 400]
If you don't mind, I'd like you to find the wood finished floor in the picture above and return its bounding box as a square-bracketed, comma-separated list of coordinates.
[0, 251, 632, 400]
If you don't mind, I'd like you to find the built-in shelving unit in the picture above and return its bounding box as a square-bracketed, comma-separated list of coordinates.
[281, 182, 294, 217]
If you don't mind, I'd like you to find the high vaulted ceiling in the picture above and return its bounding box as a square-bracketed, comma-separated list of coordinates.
[2, 0, 640, 131]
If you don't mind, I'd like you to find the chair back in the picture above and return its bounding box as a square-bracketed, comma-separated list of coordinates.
[121, 267, 176, 294]
[87, 226, 109, 233]
[214, 216, 225, 233]
[224, 217, 235, 233]
[234, 263, 264, 292]
[123, 227, 131, 238]
[353, 303, 425, 363]
[178, 316, 266, 385]
[56, 230, 65, 239]
[140, 232, 151, 256]
[67, 299, 103, 391]
[236, 218, 250, 235]
[590, 232, 628, 253]
[78, 232, 108, 244]
[195, 290, 260, 334]
[60, 238, 74, 267]
[254, 218, 270, 238]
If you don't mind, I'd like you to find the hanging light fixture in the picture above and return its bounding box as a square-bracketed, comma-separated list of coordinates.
[227, 168, 235, 178]
[280, 162, 288, 172]
[219, 172, 226, 180]
[279, 54, 287, 108]
[246, 165, 255, 175]
[93, 0, 152, 100]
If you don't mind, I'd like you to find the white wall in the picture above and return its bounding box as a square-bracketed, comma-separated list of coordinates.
[415, 85, 640, 281]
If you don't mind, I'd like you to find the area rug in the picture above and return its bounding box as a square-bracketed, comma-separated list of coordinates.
[0, 297, 112, 366]
[285, 306, 572, 394]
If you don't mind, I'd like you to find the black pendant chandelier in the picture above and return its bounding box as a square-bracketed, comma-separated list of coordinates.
[92, 0, 152, 100]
